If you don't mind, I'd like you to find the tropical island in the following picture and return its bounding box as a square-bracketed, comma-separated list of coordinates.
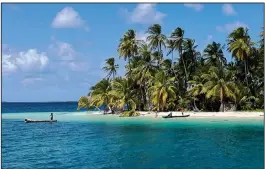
[77, 24, 264, 118]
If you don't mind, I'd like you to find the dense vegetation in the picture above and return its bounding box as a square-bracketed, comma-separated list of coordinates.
[78, 25, 264, 116]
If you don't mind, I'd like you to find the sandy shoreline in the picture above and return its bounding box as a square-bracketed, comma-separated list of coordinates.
[137, 111, 264, 118]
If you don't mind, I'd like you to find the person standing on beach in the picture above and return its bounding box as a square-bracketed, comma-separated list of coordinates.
[181, 109, 184, 116]
[50, 113, 53, 120]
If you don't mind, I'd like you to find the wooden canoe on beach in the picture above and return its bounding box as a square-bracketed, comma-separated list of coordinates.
[24, 119, 57, 123]
[162, 114, 190, 118]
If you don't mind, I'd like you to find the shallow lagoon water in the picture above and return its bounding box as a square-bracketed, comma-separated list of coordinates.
[2, 108, 264, 169]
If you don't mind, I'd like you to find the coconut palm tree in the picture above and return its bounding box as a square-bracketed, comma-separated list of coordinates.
[77, 96, 90, 110]
[227, 27, 254, 85]
[146, 24, 167, 53]
[188, 75, 203, 111]
[148, 71, 177, 112]
[182, 39, 201, 80]
[201, 67, 237, 112]
[103, 57, 119, 80]
[111, 77, 137, 111]
[89, 79, 113, 109]
[166, 39, 175, 68]
[146, 24, 167, 65]
[203, 41, 226, 68]
[118, 29, 139, 74]
[170, 27, 188, 89]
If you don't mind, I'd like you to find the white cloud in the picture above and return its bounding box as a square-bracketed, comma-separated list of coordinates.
[52, 7, 88, 30]
[216, 21, 248, 32]
[49, 39, 88, 72]
[222, 4, 237, 16]
[2, 49, 49, 74]
[21, 77, 44, 86]
[121, 4, 166, 24]
[184, 4, 204, 12]
[49, 41, 77, 61]
[2, 54, 17, 73]
[16, 49, 49, 71]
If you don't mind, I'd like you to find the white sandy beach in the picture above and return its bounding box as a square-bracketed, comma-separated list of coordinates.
[137, 111, 264, 118]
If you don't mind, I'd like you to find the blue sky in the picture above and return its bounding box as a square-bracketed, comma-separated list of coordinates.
[2, 3, 263, 102]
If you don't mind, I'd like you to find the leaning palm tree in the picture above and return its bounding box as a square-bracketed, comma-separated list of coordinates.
[89, 79, 113, 109]
[103, 57, 119, 80]
[201, 67, 237, 112]
[148, 71, 177, 113]
[146, 24, 167, 65]
[111, 77, 137, 112]
[77, 96, 91, 110]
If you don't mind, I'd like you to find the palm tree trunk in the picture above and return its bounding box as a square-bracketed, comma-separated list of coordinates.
[193, 99, 199, 111]
[171, 51, 174, 68]
[180, 50, 188, 90]
[128, 58, 132, 75]
[244, 59, 249, 86]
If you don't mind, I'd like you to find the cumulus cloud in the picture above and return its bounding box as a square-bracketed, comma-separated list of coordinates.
[48, 39, 88, 72]
[216, 21, 248, 32]
[49, 41, 77, 61]
[120, 4, 166, 24]
[2, 48, 49, 74]
[52, 7, 88, 31]
[222, 4, 237, 16]
[184, 4, 204, 12]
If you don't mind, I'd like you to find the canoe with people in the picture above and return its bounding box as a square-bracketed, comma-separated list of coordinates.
[24, 113, 57, 123]
[162, 109, 190, 118]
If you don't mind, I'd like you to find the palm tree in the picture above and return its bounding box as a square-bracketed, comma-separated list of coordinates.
[148, 71, 177, 112]
[77, 96, 90, 110]
[166, 39, 175, 68]
[111, 77, 136, 111]
[182, 39, 201, 79]
[170, 27, 188, 89]
[227, 27, 254, 85]
[90, 79, 113, 109]
[203, 41, 226, 68]
[103, 57, 119, 80]
[146, 24, 167, 65]
[188, 75, 203, 111]
[118, 29, 139, 74]
[201, 67, 237, 112]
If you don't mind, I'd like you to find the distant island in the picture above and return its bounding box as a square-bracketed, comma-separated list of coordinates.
[78, 24, 264, 117]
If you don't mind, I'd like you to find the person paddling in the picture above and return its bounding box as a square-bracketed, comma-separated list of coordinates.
[50, 113, 53, 120]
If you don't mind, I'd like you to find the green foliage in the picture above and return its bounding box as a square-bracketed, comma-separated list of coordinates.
[119, 111, 140, 117]
[79, 25, 264, 114]
[77, 96, 90, 110]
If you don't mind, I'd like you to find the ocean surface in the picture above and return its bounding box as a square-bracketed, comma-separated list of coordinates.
[2, 102, 264, 169]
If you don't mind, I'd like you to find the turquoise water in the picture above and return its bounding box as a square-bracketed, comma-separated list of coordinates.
[2, 102, 264, 169]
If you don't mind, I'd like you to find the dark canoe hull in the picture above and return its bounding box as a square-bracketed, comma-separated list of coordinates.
[24, 119, 57, 123]
[162, 115, 190, 118]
